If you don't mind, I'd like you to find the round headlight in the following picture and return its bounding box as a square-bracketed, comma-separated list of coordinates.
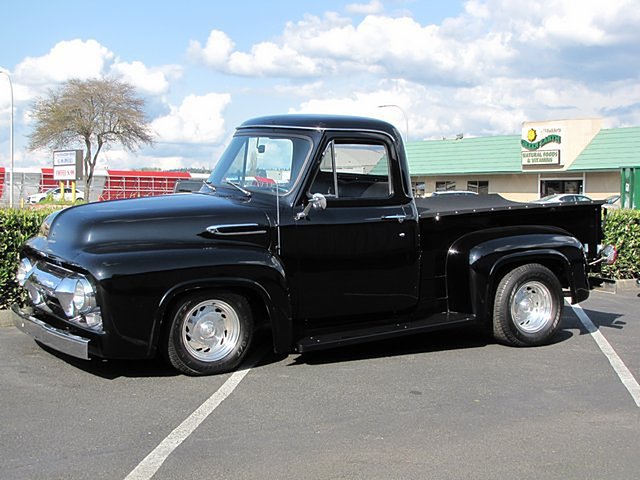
[16, 258, 33, 287]
[72, 278, 95, 313]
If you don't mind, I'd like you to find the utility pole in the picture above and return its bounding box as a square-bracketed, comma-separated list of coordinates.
[0, 68, 14, 208]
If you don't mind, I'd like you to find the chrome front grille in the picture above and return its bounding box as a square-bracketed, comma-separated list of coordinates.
[18, 257, 103, 331]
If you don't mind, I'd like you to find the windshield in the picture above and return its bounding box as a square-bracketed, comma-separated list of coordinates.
[207, 133, 313, 196]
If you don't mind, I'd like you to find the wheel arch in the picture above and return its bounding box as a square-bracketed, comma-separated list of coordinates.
[150, 274, 292, 358]
[446, 226, 588, 322]
[477, 251, 572, 322]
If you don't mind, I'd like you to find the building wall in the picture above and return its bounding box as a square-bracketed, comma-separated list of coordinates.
[585, 171, 620, 199]
[414, 173, 538, 202]
[412, 171, 620, 202]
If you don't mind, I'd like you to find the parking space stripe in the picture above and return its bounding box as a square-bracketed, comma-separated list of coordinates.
[124, 362, 255, 480]
[571, 303, 640, 408]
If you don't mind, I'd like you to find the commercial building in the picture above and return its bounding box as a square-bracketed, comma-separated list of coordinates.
[408, 118, 640, 202]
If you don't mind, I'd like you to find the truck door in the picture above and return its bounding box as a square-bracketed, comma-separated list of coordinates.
[284, 133, 420, 321]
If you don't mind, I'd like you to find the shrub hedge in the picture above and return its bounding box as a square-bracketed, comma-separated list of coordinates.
[0, 207, 639, 310]
[0, 208, 56, 309]
[602, 209, 640, 279]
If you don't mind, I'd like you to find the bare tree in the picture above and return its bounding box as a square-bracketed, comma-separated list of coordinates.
[28, 78, 154, 196]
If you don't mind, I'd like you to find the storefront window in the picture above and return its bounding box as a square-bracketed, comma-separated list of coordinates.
[467, 180, 489, 194]
[435, 180, 456, 192]
[540, 180, 583, 197]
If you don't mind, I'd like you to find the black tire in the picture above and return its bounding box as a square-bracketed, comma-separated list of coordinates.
[492, 263, 563, 346]
[165, 291, 253, 376]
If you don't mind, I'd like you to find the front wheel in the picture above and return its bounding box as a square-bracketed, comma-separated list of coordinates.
[165, 292, 253, 376]
[492, 264, 563, 347]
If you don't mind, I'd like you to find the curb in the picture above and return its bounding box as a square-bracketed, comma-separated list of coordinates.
[613, 279, 639, 291]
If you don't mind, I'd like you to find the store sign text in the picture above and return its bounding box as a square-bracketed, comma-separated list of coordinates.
[522, 150, 560, 165]
[521, 127, 563, 166]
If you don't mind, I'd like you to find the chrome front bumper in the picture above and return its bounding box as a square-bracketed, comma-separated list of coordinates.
[11, 304, 90, 360]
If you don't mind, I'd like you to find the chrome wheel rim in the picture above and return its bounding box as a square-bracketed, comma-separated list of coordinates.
[510, 281, 553, 334]
[181, 299, 241, 362]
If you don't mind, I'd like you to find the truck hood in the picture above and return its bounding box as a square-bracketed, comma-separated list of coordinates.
[29, 193, 272, 260]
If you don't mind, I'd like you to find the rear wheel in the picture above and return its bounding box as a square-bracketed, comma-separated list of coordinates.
[165, 291, 253, 376]
[493, 264, 563, 346]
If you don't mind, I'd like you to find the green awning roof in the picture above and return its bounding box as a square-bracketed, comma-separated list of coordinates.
[568, 127, 640, 171]
[406, 135, 522, 176]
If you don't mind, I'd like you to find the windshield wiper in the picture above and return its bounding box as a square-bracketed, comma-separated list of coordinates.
[203, 181, 216, 192]
[223, 181, 252, 197]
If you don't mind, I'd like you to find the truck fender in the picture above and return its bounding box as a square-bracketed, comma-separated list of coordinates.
[148, 251, 293, 357]
[446, 226, 588, 320]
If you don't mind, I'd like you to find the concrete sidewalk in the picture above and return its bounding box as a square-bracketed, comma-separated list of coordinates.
[0, 310, 12, 327]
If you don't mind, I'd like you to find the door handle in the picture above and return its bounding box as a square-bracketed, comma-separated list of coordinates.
[381, 214, 408, 223]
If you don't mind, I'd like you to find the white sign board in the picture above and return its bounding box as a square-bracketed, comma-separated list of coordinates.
[53, 150, 83, 181]
[521, 127, 562, 166]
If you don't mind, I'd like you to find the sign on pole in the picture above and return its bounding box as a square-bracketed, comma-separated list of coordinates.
[53, 150, 83, 181]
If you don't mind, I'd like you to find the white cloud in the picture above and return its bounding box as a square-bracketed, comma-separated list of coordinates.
[151, 93, 232, 144]
[110, 61, 182, 96]
[190, 12, 514, 83]
[184, 0, 640, 141]
[227, 42, 320, 77]
[97, 149, 187, 171]
[14, 39, 114, 86]
[189, 29, 319, 77]
[188, 0, 640, 87]
[346, 0, 384, 15]
[12, 39, 183, 98]
[466, 0, 640, 46]
[187, 30, 235, 69]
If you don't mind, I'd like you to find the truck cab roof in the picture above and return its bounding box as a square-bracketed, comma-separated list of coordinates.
[238, 114, 403, 142]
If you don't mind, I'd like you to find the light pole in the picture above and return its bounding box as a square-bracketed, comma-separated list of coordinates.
[0, 68, 14, 208]
[378, 104, 409, 143]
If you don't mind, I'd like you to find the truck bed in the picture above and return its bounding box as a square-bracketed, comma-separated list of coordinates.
[415, 194, 604, 262]
[416, 193, 593, 218]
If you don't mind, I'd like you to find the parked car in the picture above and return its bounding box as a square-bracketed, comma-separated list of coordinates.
[430, 190, 478, 196]
[603, 194, 621, 210]
[27, 187, 85, 204]
[532, 193, 592, 204]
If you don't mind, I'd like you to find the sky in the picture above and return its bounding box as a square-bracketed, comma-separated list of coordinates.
[1, 0, 639, 171]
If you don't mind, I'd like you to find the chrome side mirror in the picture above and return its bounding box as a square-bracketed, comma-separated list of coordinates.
[295, 193, 327, 221]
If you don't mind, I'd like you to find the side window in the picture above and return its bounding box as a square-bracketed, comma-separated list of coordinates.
[312, 140, 392, 199]
[435, 180, 456, 192]
[467, 180, 489, 195]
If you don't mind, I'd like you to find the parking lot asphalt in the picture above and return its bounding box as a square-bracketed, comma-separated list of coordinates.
[1, 288, 639, 480]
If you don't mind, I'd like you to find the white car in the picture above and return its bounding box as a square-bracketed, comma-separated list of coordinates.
[27, 187, 85, 204]
[532, 193, 592, 204]
[430, 190, 478, 196]
[603, 194, 621, 210]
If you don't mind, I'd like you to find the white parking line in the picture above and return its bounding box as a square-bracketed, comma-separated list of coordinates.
[124, 362, 256, 480]
[571, 303, 640, 408]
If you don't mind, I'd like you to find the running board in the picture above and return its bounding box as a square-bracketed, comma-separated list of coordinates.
[295, 312, 475, 353]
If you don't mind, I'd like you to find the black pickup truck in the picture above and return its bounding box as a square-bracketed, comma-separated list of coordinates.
[12, 115, 615, 375]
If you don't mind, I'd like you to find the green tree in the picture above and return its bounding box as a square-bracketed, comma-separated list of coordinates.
[28, 78, 154, 196]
